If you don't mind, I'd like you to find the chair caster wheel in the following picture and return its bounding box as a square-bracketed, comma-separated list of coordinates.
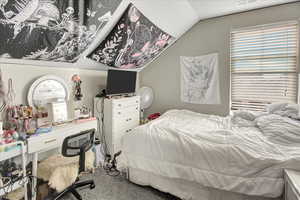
[90, 183, 95, 189]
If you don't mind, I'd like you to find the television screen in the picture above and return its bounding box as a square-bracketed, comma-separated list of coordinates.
[106, 70, 137, 95]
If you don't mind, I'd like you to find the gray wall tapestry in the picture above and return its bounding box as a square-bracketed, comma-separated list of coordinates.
[0, 0, 121, 63]
[181, 53, 221, 104]
[88, 3, 175, 69]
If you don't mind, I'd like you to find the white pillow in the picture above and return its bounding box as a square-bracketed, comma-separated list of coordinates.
[266, 103, 288, 113]
[255, 114, 300, 146]
[269, 103, 300, 120]
[232, 110, 266, 120]
[231, 110, 265, 127]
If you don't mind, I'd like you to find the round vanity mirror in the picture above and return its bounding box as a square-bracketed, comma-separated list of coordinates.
[28, 75, 70, 108]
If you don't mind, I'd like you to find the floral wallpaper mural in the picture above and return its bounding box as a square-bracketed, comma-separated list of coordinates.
[88, 3, 175, 69]
[0, 0, 121, 63]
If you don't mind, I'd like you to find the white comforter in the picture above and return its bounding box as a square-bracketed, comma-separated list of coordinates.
[121, 110, 300, 198]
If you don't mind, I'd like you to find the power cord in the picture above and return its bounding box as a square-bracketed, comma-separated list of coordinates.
[95, 95, 123, 177]
[96, 97, 108, 158]
[103, 151, 122, 177]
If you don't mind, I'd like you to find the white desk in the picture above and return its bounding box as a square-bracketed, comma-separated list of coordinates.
[27, 119, 97, 200]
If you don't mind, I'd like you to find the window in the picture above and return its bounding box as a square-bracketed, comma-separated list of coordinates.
[230, 21, 299, 111]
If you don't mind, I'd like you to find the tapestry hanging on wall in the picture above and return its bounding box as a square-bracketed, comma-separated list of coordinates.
[88, 3, 175, 69]
[180, 53, 221, 104]
[0, 0, 121, 63]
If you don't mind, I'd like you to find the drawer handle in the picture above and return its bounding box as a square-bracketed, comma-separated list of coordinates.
[118, 104, 121, 107]
[126, 129, 132, 133]
[126, 118, 132, 122]
[118, 112, 121, 115]
[44, 139, 57, 144]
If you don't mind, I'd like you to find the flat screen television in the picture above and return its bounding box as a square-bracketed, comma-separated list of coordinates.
[106, 70, 137, 95]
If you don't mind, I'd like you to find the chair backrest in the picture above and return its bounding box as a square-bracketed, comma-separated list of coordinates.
[62, 129, 95, 173]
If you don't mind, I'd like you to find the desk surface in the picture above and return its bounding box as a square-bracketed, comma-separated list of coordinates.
[28, 120, 97, 140]
[0, 119, 98, 155]
[27, 119, 97, 154]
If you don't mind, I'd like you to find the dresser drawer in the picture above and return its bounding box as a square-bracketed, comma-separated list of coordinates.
[113, 106, 139, 119]
[112, 97, 140, 109]
[112, 115, 139, 133]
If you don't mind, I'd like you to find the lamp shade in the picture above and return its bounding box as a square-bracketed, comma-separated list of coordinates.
[137, 87, 154, 110]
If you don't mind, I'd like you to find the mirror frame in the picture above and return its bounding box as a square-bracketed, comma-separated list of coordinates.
[27, 75, 70, 108]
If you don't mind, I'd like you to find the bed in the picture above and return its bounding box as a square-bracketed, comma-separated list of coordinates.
[120, 109, 300, 200]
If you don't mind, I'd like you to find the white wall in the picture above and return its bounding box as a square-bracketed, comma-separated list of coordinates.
[140, 2, 300, 116]
[0, 63, 107, 110]
[0, 63, 107, 159]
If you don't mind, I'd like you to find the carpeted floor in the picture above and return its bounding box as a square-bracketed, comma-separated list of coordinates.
[60, 169, 180, 200]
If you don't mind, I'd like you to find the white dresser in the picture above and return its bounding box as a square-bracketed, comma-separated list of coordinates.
[285, 170, 300, 200]
[104, 96, 140, 155]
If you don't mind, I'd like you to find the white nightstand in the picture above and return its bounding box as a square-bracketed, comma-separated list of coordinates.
[285, 170, 300, 200]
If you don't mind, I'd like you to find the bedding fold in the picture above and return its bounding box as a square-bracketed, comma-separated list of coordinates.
[121, 110, 300, 198]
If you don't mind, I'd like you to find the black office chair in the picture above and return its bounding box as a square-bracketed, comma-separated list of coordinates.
[53, 129, 96, 200]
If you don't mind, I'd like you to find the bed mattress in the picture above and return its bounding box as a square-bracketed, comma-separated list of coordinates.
[120, 110, 300, 198]
[129, 167, 281, 200]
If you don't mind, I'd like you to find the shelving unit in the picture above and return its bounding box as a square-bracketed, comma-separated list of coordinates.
[0, 141, 28, 200]
[0, 145, 23, 162]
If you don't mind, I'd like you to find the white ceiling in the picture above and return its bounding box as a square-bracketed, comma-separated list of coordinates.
[80, 0, 299, 70]
[188, 0, 299, 20]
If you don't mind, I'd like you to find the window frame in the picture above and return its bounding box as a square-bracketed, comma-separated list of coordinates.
[229, 20, 299, 111]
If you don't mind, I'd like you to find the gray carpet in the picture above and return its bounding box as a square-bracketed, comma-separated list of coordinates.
[61, 169, 180, 200]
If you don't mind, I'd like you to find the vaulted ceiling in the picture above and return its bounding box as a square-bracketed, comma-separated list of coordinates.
[79, 0, 299, 70]
[0, 0, 297, 69]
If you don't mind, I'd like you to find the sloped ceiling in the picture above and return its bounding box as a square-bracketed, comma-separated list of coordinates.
[78, 0, 299, 70]
[188, 0, 299, 20]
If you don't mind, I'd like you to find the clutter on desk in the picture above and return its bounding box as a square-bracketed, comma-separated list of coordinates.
[35, 106, 49, 119]
[47, 101, 68, 123]
[75, 117, 96, 124]
[0, 74, 93, 146]
[4, 105, 35, 134]
[72, 74, 83, 101]
[34, 127, 53, 135]
[0, 139, 23, 153]
[78, 106, 91, 119]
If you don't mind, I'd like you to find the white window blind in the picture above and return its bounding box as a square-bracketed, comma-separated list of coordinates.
[231, 21, 299, 111]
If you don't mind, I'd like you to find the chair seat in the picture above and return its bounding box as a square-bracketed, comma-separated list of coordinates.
[38, 150, 95, 192]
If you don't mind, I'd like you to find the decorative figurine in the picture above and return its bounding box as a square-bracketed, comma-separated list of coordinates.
[72, 74, 83, 101]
